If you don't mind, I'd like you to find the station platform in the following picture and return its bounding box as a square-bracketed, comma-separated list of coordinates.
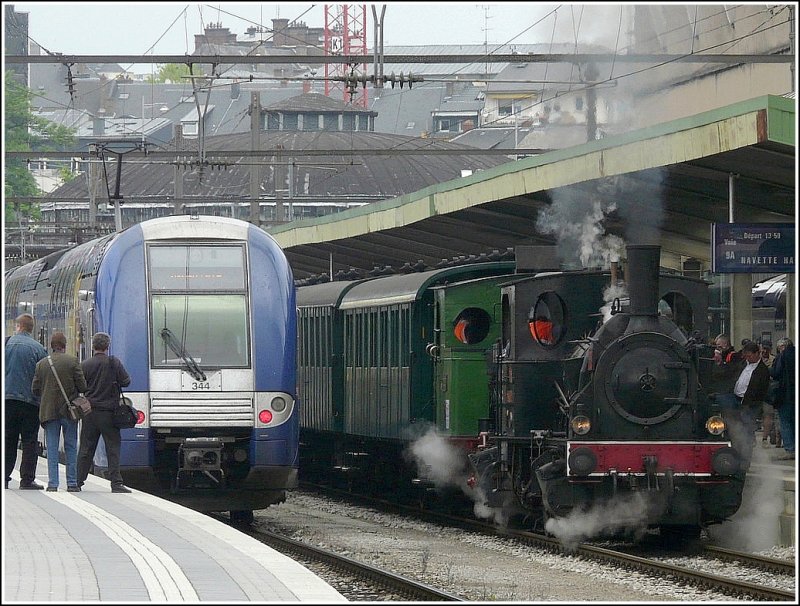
[3, 455, 346, 603]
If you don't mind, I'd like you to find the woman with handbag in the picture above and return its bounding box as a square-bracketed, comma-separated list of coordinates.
[77, 332, 132, 493]
[31, 332, 87, 492]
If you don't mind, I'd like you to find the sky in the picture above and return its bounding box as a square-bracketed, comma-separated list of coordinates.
[9, 2, 630, 67]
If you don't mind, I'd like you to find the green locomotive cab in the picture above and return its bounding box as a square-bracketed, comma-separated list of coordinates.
[430, 275, 520, 439]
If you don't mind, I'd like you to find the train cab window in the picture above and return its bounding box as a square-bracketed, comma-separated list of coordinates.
[452, 307, 491, 345]
[659, 292, 693, 336]
[148, 244, 249, 368]
[149, 245, 245, 290]
[528, 292, 566, 347]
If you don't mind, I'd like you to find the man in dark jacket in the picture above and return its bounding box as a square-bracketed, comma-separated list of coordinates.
[77, 332, 132, 493]
[771, 338, 795, 460]
[5, 313, 48, 489]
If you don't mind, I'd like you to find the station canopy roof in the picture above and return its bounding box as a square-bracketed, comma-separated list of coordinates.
[268, 95, 795, 280]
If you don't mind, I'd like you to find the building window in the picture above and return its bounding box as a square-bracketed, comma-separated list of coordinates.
[438, 119, 451, 132]
[182, 122, 198, 135]
[498, 100, 514, 116]
[575, 96, 584, 111]
[406, 121, 415, 129]
[324, 113, 338, 131]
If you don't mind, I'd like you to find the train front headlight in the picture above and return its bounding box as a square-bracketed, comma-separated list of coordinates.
[706, 415, 725, 435]
[571, 415, 591, 435]
[270, 396, 287, 412]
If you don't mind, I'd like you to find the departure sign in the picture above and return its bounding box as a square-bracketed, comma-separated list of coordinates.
[711, 223, 795, 273]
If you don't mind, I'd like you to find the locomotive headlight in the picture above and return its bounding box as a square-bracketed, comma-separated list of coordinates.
[571, 415, 591, 435]
[270, 396, 287, 412]
[706, 415, 726, 435]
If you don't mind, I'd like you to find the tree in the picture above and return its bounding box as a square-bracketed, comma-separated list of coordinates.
[146, 63, 201, 84]
[4, 70, 76, 224]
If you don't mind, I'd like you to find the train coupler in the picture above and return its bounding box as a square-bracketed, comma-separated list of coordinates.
[176, 437, 224, 489]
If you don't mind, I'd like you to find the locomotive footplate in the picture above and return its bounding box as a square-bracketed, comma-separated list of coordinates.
[176, 437, 224, 489]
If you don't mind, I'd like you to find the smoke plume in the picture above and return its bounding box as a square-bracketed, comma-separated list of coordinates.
[535, 184, 625, 268]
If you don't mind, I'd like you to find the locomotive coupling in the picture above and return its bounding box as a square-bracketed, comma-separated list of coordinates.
[179, 437, 223, 471]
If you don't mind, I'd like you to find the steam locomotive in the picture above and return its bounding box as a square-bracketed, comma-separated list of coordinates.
[297, 244, 744, 541]
[470, 245, 743, 542]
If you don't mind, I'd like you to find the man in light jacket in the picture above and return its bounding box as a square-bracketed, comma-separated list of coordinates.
[5, 314, 47, 489]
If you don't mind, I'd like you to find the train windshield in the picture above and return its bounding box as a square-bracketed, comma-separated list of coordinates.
[148, 244, 250, 369]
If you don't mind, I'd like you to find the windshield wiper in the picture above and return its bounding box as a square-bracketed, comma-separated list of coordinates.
[160, 327, 207, 382]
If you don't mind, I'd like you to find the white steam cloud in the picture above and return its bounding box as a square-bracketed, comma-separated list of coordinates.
[600, 283, 628, 323]
[405, 427, 510, 526]
[406, 427, 467, 489]
[544, 491, 658, 550]
[706, 445, 785, 551]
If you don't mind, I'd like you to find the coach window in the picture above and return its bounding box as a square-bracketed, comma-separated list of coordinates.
[528, 292, 566, 347]
[452, 307, 491, 345]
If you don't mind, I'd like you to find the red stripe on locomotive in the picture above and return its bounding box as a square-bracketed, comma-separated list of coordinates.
[567, 441, 732, 476]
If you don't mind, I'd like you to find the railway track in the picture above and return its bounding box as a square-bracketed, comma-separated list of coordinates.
[299, 483, 795, 601]
[701, 544, 796, 575]
[210, 512, 464, 601]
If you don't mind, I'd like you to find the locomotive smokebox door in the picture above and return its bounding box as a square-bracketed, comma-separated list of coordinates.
[595, 333, 692, 426]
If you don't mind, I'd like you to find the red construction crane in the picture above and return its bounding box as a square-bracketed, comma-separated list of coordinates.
[324, 4, 368, 108]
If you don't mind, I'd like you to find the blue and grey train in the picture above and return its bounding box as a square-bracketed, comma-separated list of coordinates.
[4, 215, 298, 522]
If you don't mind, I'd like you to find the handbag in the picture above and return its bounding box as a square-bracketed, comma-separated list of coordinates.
[113, 389, 138, 429]
[47, 355, 92, 421]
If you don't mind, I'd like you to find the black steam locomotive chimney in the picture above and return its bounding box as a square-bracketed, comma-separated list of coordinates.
[626, 244, 660, 316]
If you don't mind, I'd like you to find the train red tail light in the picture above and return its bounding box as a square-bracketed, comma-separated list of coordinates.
[136, 410, 145, 425]
[258, 410, 273, 424]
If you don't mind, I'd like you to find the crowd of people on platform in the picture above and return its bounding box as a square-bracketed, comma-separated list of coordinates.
[5, 314, 132, 493]
[710, 332, 795, 467]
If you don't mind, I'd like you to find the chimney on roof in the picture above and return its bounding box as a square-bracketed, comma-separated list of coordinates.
[93, 117, 105, 135]
[272, 18, 290, 47]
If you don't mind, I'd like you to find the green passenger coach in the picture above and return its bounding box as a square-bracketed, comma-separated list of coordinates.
[296, 262, 514, 487]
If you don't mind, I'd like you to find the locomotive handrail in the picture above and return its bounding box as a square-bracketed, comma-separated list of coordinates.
[553, 380, 571, 414]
